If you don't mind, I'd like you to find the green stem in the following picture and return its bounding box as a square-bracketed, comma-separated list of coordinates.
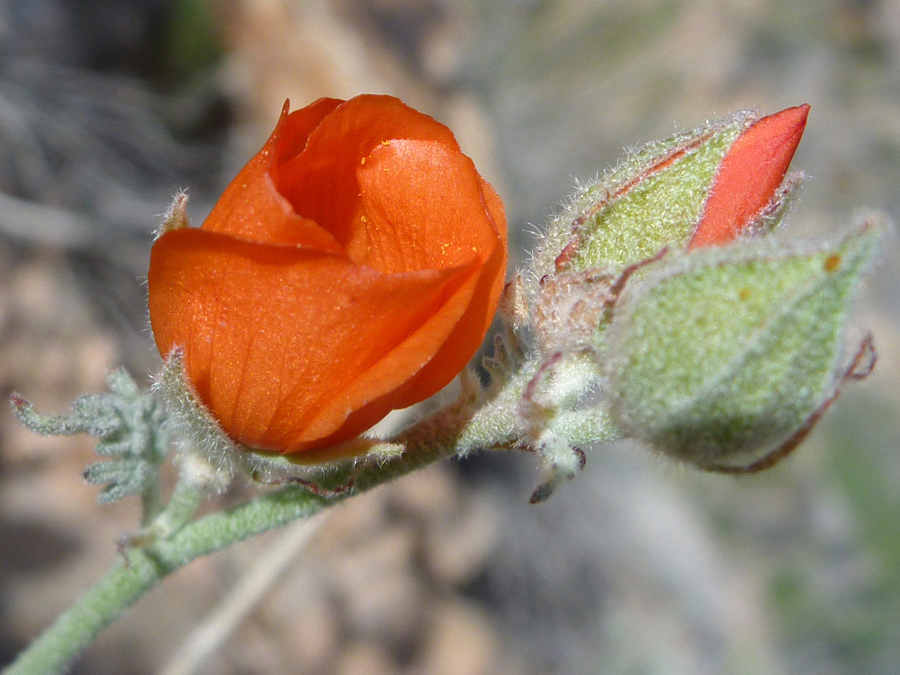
[4, 366, 527, 675]
[2, 487, 332, 675]
[3, 396, 476, 675]
[139, 479, 163, 527]
[148, 473, 207, 539]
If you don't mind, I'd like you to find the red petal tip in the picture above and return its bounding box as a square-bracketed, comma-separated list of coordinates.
[689, 104, 810, 249]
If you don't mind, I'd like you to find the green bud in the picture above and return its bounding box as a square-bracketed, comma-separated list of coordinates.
[532, 115, 745, 279]
[528, 106, 809, 286]
[608, 218, 884, 472]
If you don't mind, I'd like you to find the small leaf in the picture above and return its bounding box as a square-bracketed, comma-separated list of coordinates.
[84, 459, 153, 503]
[9, 395, 111, 437]
[106, 368, 142, 398]
[13, 369, 172, 505]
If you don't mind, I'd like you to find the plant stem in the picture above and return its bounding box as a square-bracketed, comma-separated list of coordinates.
[4, 368, 525, 674]
[158, 516, 324, 675]
[2, 486, 333, 675]
[2, 395, 479, 675]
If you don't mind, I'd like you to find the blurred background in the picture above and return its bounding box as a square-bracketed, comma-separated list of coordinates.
[1, 0, 898, 673]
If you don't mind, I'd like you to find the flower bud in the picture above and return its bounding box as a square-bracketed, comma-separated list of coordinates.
[532, 105, 809, 279]
[608, 218, 883, 472]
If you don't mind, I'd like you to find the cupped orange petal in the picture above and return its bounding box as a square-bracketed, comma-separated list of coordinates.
[354, 139, 507, 399]
[274, 95, 461, 258]
[689, 104, 809, 248]
[359, 140, 500, 271]
[286, 143, 508, 456]
[273, 97, 343, 165]
[201, 98, 344, 251]
[403, 174, 507, 400]
[149, 228, 482, 454]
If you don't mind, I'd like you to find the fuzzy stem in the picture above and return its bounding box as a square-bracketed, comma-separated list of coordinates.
[148, 474, 207, 539]
[158, 516, 324, 675]
[2, 486, 332, 675]
[2, 395, 481, 675]
[139, 479, 163, 527]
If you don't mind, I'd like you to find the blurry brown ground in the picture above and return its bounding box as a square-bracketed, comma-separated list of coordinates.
[1, 1, 899, 674]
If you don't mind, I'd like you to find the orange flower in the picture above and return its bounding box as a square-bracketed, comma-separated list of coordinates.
[689, 104, 809, 248]
[148, 95, 507, 459]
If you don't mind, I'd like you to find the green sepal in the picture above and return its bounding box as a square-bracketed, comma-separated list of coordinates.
[529, 111, 755, 285]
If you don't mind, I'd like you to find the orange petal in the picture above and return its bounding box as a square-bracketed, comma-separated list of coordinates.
[689, 104, 809, 248]
[275, 95, 461, 257]
[285, 263, 482, 452]
[274, 97, 343, 165]
[400, 173, 507, 401]
[149, 228, 478, 452]
[201, 99, 344, 251]
[354, 138, 508, 399]
[358, 139, 503, 270]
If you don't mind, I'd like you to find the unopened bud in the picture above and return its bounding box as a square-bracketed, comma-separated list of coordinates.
[608, 218, 883, 472]
[531, 105, 809, 281]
